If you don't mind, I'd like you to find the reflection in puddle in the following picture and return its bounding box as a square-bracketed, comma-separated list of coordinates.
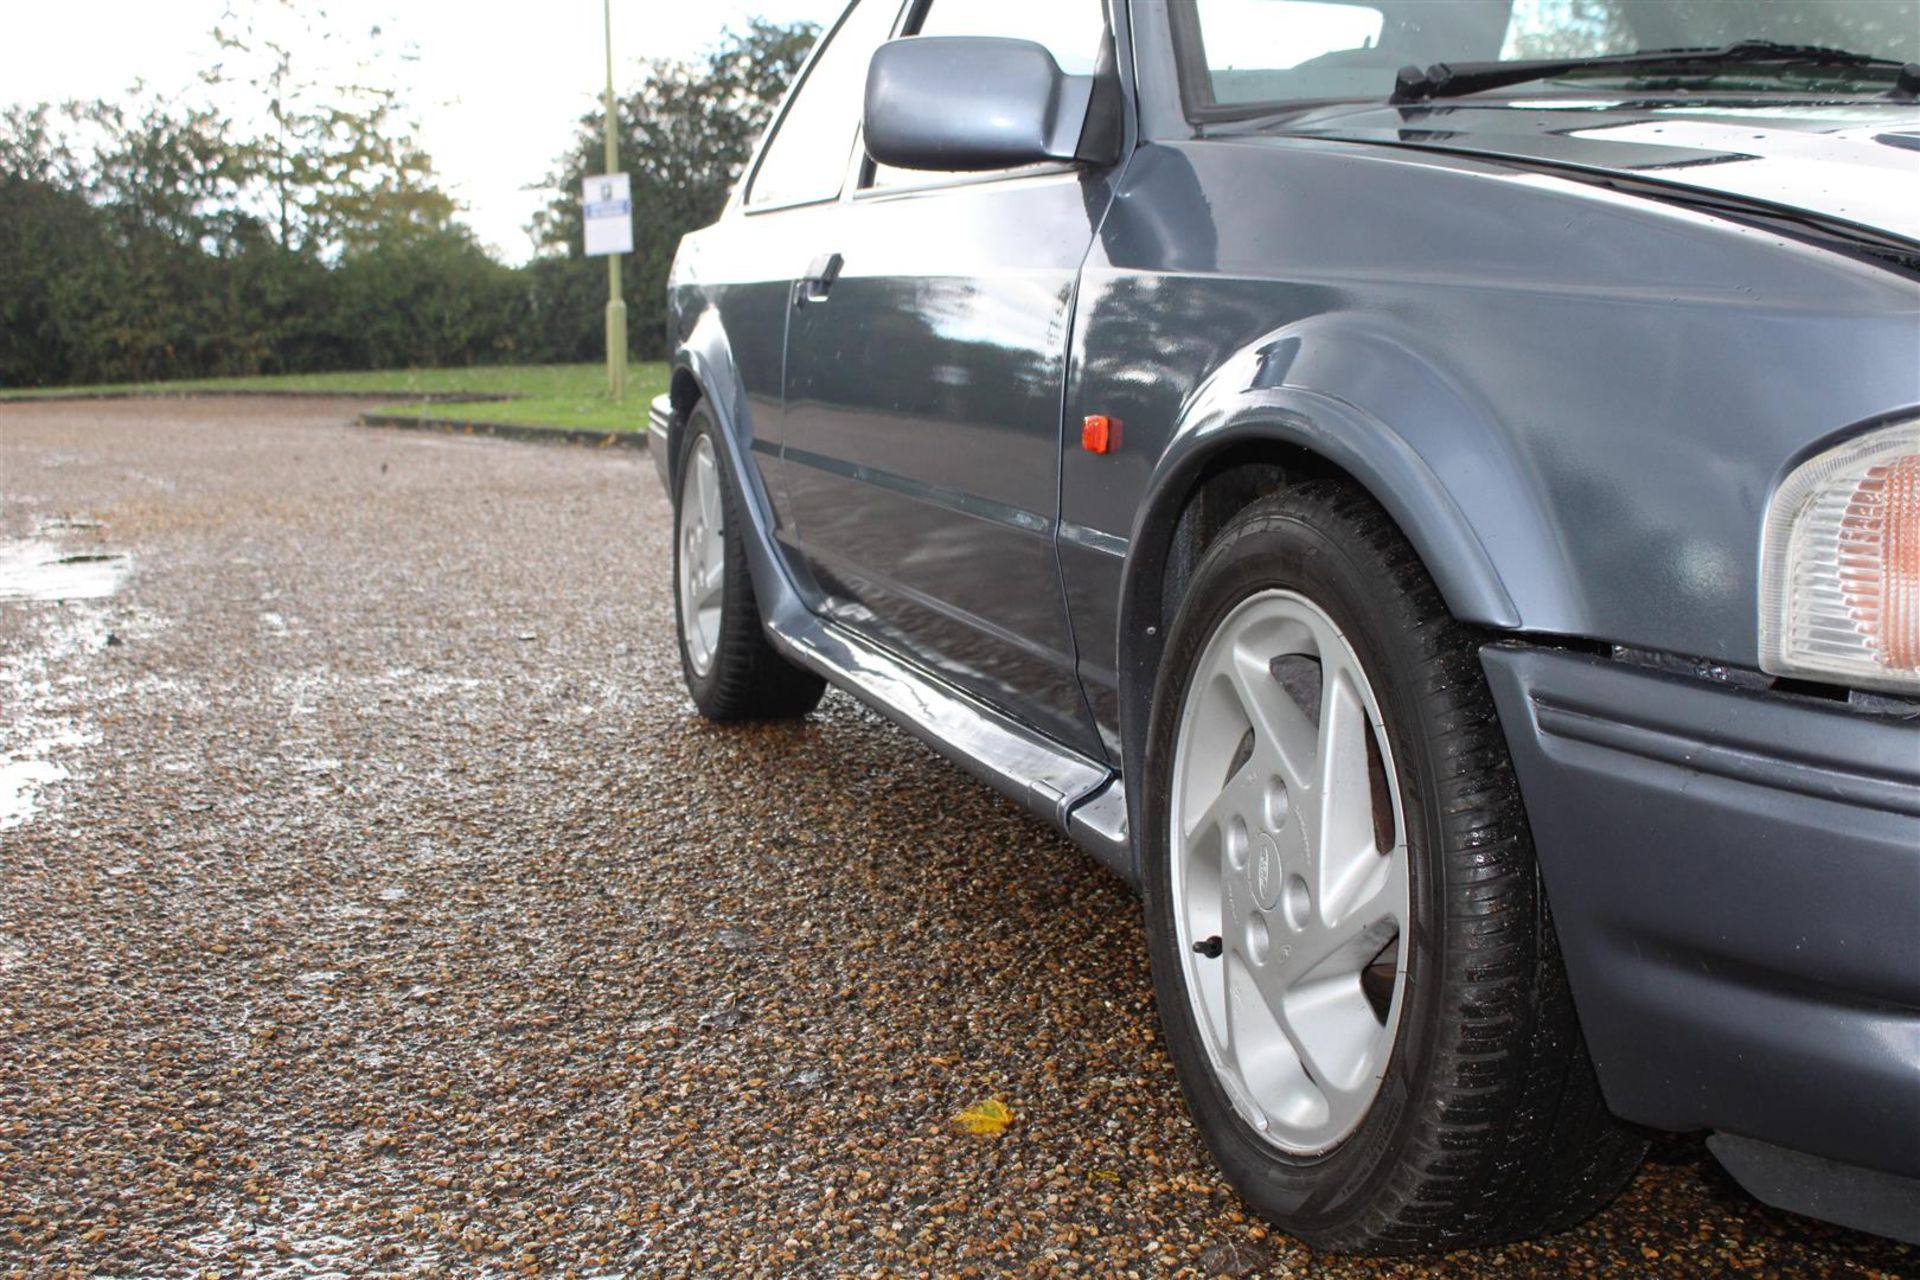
[1, 519, 133, 827]
[0, 726, 87, 831]
[0, 540, 134, 602]
[1, 609, 109, 830]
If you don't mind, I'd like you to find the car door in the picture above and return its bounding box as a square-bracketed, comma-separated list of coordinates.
[780, 0, 1121, 759]
[689, 0, 904, 553]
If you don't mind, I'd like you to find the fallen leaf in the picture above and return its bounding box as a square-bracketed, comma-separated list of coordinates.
[953, 1099, 1014, 1137]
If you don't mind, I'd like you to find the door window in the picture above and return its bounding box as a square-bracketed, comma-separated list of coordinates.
[865, 0, 1109, 189]
[747, 0, 903, 210]
[912, 0, 1106, 74]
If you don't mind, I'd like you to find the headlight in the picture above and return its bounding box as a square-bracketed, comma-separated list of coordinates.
[1760, 420, 1920, 694]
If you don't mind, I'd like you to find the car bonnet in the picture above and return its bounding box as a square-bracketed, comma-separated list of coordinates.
[1243, 99, 1920, 248]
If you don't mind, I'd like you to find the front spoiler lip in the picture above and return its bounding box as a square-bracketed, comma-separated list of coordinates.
[1526, 662, 1920, 817]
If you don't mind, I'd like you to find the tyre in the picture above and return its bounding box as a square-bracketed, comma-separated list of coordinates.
[673, 404, 826, 720]
[1142, 480, 1644, 1254]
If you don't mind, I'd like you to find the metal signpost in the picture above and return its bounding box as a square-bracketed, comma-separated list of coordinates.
[588, 0, 631, 400]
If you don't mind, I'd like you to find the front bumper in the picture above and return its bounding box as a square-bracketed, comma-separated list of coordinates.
[1481, 645, 1920, 1243]
[648, 394, 673, 492]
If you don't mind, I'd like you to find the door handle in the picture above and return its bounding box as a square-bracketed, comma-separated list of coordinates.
[795, 252, 844, 308]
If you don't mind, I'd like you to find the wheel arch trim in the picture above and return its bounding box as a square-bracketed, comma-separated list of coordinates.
[1112, 381, 1533, 856]
[669, 312, 811, 632]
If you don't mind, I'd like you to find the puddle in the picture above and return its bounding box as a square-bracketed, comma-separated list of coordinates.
[0, 756, 70, 830]
[0, 722, 94, 831]
[0, 539, 133, 602]
[0, 528, 141, 828]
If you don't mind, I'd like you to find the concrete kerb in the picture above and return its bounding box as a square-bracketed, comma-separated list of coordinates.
[354, 411, 647, 450]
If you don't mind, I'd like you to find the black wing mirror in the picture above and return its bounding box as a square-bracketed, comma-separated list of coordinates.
[863, 36, 1120, 173]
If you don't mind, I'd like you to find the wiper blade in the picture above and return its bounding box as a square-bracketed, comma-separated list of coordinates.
[1391, 40, 1920, 104]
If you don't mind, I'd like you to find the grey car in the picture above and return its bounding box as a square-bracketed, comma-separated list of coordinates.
[647, 0, 1920, 1254]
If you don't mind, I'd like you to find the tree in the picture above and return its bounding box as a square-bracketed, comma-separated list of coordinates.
[208, 0, 456, 257]
[76, 95, 246, 249]
[0, 9, 821, 385]
[0, 174, 113, 386]
[0, 103, 81, 186]
[532, 20, 818, 358]
[0, 0, 488, 387]
[0, 87, 484, 385]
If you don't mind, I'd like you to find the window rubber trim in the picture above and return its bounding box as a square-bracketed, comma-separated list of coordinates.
[742, 0, 912, 212]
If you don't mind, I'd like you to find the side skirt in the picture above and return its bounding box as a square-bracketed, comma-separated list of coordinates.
[767, 607, 1137, 887]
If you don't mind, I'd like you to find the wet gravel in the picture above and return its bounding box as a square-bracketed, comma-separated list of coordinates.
[1, 397, 1913, 1279]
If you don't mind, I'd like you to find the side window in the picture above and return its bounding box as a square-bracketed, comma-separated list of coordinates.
[914, 0, 1105, 73]
[864, 0, 1109, 189]
[747, 0, 902, 210]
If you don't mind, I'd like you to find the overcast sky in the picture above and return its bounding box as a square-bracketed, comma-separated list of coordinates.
[3, 0, 843, 263]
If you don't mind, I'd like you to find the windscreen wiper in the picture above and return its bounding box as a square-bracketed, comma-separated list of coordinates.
[1391, 39, 1920, 104]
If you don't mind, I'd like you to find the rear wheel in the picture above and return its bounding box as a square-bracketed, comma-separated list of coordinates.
[1143, 480, 1644, 1253]
[673, 404, 825, 721]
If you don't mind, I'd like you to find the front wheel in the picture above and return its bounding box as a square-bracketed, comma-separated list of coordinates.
[1143, 480, 1643, 1254]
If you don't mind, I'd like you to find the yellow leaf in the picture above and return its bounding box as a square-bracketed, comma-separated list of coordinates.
[953, 1099, 1014, 1137]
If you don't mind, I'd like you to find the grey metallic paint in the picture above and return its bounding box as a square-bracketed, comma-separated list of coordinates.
[781, 171, 1119, 756]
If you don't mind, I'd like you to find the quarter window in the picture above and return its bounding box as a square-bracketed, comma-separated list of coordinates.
[747, 0, 903, 210]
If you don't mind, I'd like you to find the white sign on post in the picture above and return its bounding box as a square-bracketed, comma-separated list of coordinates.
[583, 173, 633, 257]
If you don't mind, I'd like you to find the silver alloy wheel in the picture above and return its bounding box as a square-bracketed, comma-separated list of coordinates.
[677, 435, 725, 678]
[1170, 589, 1411, 1155]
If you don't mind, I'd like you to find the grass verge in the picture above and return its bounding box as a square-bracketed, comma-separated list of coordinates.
[0, 363, 671, 434]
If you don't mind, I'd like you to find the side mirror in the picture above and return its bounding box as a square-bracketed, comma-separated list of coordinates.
[863, 36, 1119, 173]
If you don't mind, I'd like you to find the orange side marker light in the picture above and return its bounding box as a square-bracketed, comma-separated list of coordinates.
[1082, 415, 1121, 454]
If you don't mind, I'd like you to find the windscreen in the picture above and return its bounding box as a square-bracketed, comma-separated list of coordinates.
[1181, 0, 1920, 110]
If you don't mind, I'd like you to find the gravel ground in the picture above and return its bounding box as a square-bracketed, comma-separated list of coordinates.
[0, 397, 1912, 1280]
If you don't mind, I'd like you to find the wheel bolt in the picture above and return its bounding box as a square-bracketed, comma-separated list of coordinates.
[1266, 779, 1291, 828]
[1283, 875, 1313, 930]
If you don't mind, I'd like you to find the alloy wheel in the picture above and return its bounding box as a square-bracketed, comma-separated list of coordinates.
[1169, 589, 1411, 1155]
[677, 434, 725, 677]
